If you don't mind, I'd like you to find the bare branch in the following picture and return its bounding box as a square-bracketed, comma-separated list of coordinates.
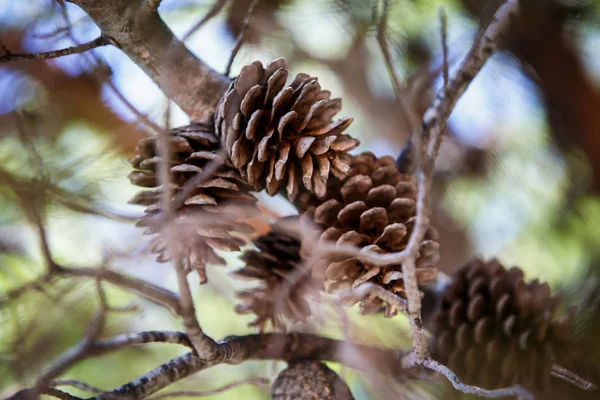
[551, 363, 598, 392]
[67, 0, 231, 123]
[398, 0, 520, 374]
[52, 380, 105, 394]
[337, 282, 408, 314]
[43, 388, 84, 400]
[95, 333, 420, 399]
[0, 35, 111, 63]
[421, 357, 534, 400]
[88, 331, 194, 354]
[1, 273, 55, 305]
[31, 280, 108, 395]
[59, 266, 181, 315]
[148, 377, 270, 399]
[440, 11, 449, 91]
[171, 255, 221, 359]
[224, 0, 259, 77]
[376, 0, 420, 141]
[182, 0, 230, 41]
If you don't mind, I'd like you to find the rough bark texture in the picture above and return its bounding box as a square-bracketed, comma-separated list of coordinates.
[94, 333, 420, 399]
[67, 0, 231, 123]
[271, 361, 355, 400]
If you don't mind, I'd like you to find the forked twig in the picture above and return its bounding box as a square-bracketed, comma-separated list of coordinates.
[0, 36, 111, 63]
[421, 358, 534, 400]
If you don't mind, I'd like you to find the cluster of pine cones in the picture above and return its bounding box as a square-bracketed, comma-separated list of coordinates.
[129, 58, 439, 329]
[128, 59, 596, 396]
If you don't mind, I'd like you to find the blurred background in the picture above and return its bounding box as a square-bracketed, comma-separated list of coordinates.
[1, 0, 599, 398]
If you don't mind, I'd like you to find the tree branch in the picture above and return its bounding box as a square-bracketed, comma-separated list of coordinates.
[94, 333, 421, 399]
[421, 358, 534, 400]
[58, 266, 181, 315]
[67, 0, 231, 123]
[148, 377, 269, 399]
[0, 35, 111, 63]
[398, 0, 520, 380]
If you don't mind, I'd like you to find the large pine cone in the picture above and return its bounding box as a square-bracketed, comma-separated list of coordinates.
[214, 58, 359, 201]
[432, 258, 579, 394]
[299, 152, 439, 316]
[232, 222, 323, 331]
[128, 124, 259, 283]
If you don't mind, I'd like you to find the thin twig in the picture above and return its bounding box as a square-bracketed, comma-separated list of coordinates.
[440, 10, 449, 91]
[1, 273, 55, 305]
[0, 35, 111, 63]
[148, 377, 270, 399]
[57, 5, 163, 136]
[337, 282, 408, 314]
[31, 280, 108, 395]
[59, 266, 181, 314]
[171, 149, 227, 210]
[154, 88, 220, 360]
[551, 363, 598, 392]
[421, 358, 534, 400]
[375, 0, 420, 140]
[88, 331, 194, 354]
[43, 388, 84, 400]
[224, 0, 259, 76]
[182, 0, 230, 41]
[52, 380, 105, 394]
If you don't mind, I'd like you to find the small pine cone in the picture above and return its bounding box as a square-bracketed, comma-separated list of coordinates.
[214, 58, 360, 201]
[271, 361, 355, 400]
[299, 152, 439, 316]
[432, 258, 576, 393]
[128, 123, 259, 283]
[232, 223, 323, 331]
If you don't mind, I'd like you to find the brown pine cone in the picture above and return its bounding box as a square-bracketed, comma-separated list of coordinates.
[214, 58, 359, 201]
[271, 361, 355, 400]
[432, 258, 577, 393]
[128, 123, 259, 283]
[232, 222, 323, 331]
[299, 152, 439, 316]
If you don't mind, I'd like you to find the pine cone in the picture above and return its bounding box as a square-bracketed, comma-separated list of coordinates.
[232, 222, 322, 331]
[299, 152, 439, 316]
[128, 123, 259, 283]
[214, 58, 359, 201]
[432, 258, 577, 393]
[271, 361, 355, 400]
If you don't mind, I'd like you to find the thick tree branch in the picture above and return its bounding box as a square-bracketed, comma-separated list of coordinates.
[67, 0, 231, 123]
[94, 333, 421, 399]
[0, 35, 111, 63]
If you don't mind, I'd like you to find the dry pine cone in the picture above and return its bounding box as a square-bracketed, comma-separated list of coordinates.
[300, 152, 439, 316]
[215, 58, 359, 201]
[233, 223, 322, 331]
[271, 361, 355, 400]
[128, 123, 258, 283]
[432, 258, 576, 394]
